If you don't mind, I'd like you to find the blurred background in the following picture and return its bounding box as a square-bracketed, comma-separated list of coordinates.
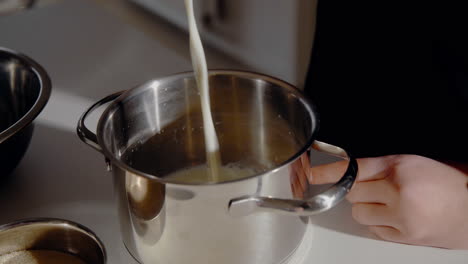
[1, 0, 317, 87]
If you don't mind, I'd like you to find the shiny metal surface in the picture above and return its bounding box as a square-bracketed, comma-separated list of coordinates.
[77, 91, 125, 153]
[0, 47, 51, 176]
[0, 218, 106, 264]
[229, 141, 358, 217]
[77, 70, 357, 264]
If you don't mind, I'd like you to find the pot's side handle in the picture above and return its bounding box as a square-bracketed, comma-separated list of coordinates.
[228, 141, 358, 217]
[76, 91, 125, 153]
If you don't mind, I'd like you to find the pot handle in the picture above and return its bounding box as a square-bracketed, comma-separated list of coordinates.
[228, 141, 358, 217]
[76, 91, 125, 153]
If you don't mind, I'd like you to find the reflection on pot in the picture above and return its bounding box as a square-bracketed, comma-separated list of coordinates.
[166, 187, 195, 201]
[126, 172, 166, 246]
[290, 152, 312, 199]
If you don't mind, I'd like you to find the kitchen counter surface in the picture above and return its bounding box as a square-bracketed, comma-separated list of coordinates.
[0, 1, 467, 263]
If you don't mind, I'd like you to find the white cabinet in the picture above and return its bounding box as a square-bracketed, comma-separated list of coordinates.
[130, 0, 316, 87]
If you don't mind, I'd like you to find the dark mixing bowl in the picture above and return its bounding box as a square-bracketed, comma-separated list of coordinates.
[0, 48, 51, 176]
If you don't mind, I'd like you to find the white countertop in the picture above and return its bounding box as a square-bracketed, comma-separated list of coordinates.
[0, 1, 467, 263]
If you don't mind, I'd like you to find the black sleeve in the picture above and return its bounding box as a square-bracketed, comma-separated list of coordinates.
[304, 0, 468, 162]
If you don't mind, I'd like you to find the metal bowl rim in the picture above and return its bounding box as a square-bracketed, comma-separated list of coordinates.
[0, 47, 51, 144]
[0, 217, 107, 263]
[96, 70, 319, 186]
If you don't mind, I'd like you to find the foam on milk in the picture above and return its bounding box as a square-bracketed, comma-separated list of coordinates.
[184, 0, 222, 180]
[165, 163, 259, 184]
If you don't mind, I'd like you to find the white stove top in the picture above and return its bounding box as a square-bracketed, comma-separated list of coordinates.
[0, 1, 466, 263]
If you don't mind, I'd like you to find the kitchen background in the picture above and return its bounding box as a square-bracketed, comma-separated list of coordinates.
[22, 0, 317, 87]
[0, 1, 467, 263]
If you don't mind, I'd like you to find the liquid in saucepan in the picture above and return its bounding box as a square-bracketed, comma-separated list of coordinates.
[122, 1, 303, 184]
[163, 163, 259, 184]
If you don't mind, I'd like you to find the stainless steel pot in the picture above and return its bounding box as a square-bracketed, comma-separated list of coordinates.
[77, 71, 357, 264]
[0, 47, 51, 177]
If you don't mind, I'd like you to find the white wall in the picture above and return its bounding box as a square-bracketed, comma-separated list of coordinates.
[131, 0, 317, 87]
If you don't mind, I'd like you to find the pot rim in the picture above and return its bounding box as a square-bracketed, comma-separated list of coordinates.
[0, 217, 107, 263]
[0, 47, 51, 144]
[97, 70, 319, 186]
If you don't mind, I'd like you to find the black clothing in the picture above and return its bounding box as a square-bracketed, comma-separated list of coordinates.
[305, 1, 468, 162]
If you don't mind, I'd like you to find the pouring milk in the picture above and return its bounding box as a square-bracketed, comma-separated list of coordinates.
[128, 0, 260, 184]
[183, 0, 222, 181]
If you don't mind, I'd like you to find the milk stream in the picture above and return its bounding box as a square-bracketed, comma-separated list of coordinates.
[184, 0, 222, 181]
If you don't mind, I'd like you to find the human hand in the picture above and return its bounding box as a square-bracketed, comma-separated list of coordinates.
[290, 153, 313, 199]
[294, 154, 468, 249]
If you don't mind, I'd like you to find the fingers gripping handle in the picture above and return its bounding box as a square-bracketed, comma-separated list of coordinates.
[76, 91, 125, 153]
[228, 141, 358, 217]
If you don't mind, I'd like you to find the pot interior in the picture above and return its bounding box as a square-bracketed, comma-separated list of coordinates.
[100, 71, 317, 183]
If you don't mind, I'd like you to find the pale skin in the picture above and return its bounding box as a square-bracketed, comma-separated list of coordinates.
[292, 154, 468, 249]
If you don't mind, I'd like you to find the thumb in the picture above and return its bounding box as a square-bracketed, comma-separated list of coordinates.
[309, 156, 397, 184]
